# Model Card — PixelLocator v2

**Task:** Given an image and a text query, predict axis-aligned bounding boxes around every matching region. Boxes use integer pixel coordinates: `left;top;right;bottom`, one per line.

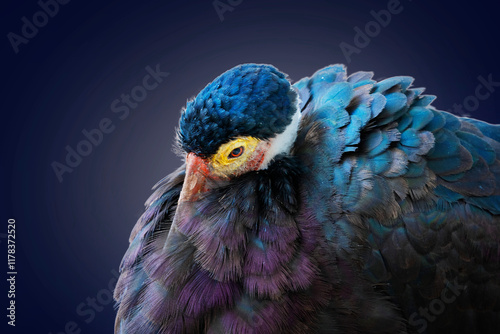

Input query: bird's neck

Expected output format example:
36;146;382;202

173;156;303;283
157;156;330;331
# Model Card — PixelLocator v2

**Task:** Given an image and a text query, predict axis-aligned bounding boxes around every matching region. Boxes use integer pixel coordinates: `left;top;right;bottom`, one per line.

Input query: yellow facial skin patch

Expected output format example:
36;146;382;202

210;136;261;178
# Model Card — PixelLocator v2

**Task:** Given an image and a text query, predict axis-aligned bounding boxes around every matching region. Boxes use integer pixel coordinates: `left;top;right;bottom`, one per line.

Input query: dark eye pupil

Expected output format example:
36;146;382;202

229;146;244;158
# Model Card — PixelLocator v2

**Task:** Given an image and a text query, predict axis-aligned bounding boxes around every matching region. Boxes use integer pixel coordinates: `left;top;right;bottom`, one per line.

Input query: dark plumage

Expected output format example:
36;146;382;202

114;64;500;333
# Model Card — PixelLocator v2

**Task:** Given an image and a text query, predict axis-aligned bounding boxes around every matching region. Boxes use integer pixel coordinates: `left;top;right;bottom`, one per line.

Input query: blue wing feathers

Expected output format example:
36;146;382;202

294;64;500;215
293;64;500;331
408;107;434;130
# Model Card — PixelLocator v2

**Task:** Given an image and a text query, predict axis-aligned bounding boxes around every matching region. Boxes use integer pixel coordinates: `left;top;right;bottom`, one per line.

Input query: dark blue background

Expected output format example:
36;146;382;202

1;0;499;333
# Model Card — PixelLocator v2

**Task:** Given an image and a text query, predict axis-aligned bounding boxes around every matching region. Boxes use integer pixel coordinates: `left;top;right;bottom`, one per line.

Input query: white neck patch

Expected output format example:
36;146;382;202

259;98;302;169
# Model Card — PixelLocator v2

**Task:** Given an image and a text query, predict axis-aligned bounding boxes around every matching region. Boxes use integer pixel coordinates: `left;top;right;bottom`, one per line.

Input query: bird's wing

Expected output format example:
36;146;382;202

293;65;500;330
113;165;185;333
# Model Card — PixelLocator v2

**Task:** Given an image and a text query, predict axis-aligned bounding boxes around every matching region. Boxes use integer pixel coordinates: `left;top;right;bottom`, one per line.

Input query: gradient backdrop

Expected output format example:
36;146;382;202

2;0;500;333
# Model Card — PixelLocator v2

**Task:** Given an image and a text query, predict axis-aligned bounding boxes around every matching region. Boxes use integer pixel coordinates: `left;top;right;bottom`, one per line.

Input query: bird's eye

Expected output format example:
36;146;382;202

228;146;244;159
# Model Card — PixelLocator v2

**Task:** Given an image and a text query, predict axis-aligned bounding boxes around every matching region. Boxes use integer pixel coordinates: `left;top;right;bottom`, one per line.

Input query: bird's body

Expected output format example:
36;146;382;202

114;64;500;333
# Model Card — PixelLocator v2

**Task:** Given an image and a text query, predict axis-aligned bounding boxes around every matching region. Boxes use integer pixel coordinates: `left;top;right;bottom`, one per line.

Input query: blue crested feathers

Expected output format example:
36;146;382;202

177;64;298;157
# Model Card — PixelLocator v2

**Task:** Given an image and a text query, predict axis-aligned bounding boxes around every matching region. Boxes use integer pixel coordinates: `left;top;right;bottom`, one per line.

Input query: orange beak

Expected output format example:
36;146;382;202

179;153;212;202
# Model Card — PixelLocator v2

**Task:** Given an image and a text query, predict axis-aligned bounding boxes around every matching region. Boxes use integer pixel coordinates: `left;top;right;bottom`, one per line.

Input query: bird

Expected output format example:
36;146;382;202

113;63;500;333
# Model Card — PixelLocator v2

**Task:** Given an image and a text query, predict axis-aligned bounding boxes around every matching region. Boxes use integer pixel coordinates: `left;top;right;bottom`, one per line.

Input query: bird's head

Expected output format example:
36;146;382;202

176;64;301;202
